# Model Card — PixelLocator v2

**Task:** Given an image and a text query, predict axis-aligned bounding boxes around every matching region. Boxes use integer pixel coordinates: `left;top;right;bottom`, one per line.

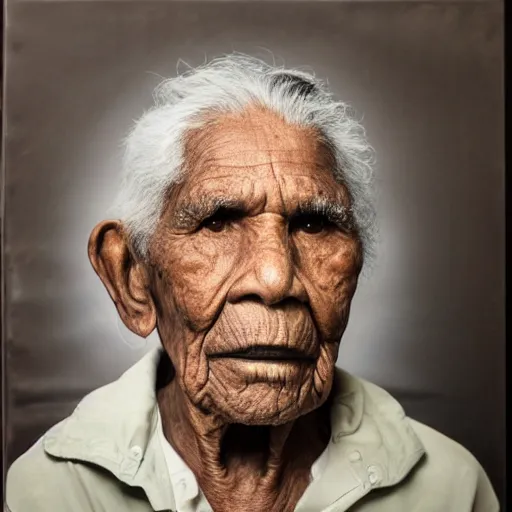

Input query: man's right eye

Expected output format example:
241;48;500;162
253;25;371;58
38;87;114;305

199;208;243;233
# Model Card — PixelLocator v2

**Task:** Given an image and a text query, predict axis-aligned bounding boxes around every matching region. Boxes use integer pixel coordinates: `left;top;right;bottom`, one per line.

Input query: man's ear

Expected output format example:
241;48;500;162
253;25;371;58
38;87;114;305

88;220;157;338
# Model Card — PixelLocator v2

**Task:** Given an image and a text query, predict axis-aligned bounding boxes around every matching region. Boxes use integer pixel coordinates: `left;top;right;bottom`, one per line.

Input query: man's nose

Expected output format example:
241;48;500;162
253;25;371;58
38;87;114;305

227;219;307;306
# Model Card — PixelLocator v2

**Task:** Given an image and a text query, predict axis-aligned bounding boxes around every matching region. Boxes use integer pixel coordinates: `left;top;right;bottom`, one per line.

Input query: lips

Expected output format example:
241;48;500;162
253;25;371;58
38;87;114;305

204;301;319;361
209;345;315;362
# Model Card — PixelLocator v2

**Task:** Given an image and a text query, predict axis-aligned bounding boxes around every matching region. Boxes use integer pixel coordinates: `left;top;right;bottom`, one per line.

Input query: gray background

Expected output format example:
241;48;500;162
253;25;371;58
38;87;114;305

2;0;505;507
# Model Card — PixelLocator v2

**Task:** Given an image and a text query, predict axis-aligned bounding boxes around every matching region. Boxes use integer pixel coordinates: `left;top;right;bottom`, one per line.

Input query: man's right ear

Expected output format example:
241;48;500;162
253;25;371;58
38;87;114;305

88;220;157;338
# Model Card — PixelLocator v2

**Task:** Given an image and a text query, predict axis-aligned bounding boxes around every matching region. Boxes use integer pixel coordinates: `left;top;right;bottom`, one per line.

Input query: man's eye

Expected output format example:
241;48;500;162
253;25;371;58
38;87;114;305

199;208;243;233
202;216;228;232
290;214;329;234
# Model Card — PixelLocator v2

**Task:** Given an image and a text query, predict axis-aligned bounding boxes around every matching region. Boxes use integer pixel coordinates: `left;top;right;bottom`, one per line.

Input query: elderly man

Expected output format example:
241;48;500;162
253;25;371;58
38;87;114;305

6;54;498;512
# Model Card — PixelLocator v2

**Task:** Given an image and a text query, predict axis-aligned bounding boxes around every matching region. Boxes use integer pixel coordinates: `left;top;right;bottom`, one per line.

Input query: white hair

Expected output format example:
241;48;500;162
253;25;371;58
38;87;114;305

111;53;376;266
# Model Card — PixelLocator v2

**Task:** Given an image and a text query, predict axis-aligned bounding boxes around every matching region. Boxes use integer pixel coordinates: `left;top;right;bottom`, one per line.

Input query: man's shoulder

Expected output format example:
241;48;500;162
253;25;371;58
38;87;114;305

6;427;88;510
334;372;499;512
5;351;165;511
361;377;483;471
342;371;479;463
397;420;499;510
356;374;487;469
6;423;153;512
408;418;478;469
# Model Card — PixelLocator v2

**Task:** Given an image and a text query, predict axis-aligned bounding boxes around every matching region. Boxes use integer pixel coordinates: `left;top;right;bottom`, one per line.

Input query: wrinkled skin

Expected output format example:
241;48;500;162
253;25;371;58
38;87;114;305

89;107;363;511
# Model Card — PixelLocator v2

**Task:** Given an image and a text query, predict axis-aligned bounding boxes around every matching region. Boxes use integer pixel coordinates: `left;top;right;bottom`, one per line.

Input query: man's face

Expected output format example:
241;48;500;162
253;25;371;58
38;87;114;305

148;107;362;425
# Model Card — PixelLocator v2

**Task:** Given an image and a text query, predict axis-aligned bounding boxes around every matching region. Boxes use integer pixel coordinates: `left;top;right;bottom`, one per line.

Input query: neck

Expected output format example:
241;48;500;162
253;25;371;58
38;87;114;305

157;373;332;512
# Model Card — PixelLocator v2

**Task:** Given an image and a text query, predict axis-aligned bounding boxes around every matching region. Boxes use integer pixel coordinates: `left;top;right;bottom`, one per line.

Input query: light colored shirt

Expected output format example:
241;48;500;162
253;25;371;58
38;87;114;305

6;348;500;512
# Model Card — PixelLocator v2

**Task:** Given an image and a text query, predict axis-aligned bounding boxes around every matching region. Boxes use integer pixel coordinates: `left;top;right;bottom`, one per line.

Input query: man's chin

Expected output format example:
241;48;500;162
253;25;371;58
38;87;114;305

202;359;326;425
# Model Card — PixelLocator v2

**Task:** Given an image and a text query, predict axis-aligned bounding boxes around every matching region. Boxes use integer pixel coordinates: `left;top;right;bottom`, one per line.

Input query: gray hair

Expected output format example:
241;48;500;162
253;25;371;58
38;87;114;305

111;53;376;266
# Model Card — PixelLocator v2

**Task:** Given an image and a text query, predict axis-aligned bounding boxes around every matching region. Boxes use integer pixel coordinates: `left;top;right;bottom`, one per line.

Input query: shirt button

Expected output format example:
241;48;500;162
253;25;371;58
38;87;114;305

367;465;382;486
369;473;379;484
130;445;142;459
348;450;362;462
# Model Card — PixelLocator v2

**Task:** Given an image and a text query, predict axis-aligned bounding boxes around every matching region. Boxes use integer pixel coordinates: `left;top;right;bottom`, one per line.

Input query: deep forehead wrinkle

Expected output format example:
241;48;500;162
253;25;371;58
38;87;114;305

268;156;287;214
195;159;332;173
197;161;329;170
194;147;329;171
201;148;326;160
179;168;339;189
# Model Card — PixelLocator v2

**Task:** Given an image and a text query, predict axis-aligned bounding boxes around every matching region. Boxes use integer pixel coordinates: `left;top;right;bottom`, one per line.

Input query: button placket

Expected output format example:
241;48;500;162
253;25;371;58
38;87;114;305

346;448;370;493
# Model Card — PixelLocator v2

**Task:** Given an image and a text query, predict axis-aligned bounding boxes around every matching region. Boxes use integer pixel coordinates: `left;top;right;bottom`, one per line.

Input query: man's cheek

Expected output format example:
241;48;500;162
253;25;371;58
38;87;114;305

308;277;357;340
169;263;237;331
167;238;219;278
182;332;211;399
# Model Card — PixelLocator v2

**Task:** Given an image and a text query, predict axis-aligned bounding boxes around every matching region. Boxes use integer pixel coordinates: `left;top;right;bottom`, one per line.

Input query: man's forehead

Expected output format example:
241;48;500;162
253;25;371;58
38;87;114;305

167;107;349;214
175;157;346;210
184;107;333;174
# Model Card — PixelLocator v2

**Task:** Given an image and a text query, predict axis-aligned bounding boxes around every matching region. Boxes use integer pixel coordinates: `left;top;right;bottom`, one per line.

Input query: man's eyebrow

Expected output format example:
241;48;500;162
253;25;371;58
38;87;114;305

293;197;355;229
170;195;354;230
172;196;246;229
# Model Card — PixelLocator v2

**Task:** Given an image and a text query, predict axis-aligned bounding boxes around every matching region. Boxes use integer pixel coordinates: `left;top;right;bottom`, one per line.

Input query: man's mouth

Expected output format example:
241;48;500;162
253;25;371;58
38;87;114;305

208;346;316;362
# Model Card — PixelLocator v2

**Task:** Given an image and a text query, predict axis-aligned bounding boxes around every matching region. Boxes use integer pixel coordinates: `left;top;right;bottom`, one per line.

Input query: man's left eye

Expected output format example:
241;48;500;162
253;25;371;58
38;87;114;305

202;216;228;232
290;214;329;234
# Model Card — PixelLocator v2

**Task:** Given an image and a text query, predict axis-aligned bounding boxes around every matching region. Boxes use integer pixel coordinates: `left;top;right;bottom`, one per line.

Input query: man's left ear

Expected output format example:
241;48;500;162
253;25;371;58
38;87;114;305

88;220;157;338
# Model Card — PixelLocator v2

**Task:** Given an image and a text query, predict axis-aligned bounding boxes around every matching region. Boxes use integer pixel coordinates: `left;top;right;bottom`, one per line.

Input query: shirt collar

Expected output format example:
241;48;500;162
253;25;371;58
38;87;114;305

43;348;425;511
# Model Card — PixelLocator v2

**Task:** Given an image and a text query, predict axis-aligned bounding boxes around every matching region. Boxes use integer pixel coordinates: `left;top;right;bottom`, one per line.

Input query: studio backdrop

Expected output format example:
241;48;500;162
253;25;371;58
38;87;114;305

1;0;505;507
